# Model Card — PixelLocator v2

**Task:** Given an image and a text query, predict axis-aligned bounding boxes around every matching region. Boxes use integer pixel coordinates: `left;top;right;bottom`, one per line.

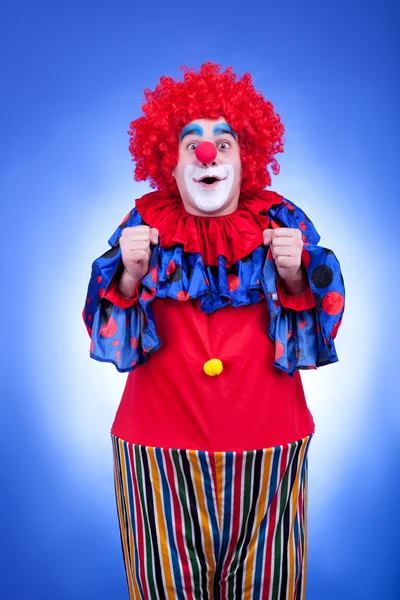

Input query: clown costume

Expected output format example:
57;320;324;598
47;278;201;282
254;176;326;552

83;63;345;599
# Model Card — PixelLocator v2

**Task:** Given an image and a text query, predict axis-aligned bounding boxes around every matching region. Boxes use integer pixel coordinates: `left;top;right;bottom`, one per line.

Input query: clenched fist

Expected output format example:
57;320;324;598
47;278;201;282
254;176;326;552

263;227;307;294
118;225;159;297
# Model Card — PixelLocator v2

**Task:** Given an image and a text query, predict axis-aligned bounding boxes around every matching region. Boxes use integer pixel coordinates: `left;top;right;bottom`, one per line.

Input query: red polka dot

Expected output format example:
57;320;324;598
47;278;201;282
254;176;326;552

130;337;139;348
298;320;308;328
322;292;344;316
87;314;92;322
284;201;295;210
97;275;102;283
142;288;156;301
86;296;90;304
204;277;210;286
287;330;293;341
90;340;94;353
228;274;240;291
301;248;310;270
99;288;105;297
275;341;285;360
302;235;307;243
112;340;119;346
167;260;176;275
150;266;158;283
331;317;342;339
300;222;306;231
100;317;117;338
116;350;120;362
177;290;190;301
131;360;137;367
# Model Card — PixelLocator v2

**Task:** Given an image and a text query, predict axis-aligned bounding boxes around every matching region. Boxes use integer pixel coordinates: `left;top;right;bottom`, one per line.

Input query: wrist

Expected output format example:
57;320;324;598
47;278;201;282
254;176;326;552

118;268;141;299
281;267;308;295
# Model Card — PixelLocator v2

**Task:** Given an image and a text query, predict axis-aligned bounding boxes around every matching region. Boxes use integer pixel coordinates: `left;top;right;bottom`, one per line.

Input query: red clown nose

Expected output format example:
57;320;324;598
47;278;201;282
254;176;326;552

195;141;217;164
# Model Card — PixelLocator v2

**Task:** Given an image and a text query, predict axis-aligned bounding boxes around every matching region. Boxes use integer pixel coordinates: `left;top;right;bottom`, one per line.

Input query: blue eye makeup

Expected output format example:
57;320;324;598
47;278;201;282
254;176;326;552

212;123;237;139
180;124;204;141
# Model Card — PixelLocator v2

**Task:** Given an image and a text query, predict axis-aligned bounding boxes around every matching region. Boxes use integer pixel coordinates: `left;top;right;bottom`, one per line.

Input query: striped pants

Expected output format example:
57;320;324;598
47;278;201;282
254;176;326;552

112;434;312;600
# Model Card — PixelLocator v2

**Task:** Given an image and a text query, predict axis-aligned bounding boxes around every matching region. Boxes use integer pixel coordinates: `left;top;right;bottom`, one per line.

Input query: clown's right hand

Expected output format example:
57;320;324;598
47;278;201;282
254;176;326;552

118;225;159;296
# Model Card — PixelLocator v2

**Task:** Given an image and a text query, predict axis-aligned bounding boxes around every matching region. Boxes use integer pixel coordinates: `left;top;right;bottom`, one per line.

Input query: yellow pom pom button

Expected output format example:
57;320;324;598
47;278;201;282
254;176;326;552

203;358;223;376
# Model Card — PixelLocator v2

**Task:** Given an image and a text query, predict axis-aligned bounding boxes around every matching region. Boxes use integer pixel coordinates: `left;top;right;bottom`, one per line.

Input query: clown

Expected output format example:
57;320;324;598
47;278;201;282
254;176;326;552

83;63;345;599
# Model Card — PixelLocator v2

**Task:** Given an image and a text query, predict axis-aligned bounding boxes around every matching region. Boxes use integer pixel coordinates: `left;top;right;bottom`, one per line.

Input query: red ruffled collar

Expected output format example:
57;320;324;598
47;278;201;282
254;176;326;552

135;190;284;267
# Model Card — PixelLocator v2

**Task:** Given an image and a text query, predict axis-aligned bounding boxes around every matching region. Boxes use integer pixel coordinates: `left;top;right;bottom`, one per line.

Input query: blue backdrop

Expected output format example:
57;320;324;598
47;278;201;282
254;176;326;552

1;1;399;598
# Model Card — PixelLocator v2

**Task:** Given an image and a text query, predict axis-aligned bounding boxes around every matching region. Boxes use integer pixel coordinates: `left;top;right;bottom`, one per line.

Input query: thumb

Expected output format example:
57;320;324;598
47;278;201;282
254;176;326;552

263;228;273;246
150;228;159;245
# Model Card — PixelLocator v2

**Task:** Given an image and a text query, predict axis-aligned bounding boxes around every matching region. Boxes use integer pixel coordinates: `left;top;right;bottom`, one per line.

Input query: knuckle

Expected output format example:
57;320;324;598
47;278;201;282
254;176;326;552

122;226;137;235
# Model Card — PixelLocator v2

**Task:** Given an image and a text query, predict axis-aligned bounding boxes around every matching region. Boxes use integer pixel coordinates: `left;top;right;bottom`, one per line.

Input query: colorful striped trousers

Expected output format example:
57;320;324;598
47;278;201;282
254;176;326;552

112;434;312;600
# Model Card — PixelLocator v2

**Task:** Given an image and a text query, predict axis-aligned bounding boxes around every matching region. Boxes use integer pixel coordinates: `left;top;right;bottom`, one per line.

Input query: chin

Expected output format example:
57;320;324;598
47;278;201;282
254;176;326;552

192;195;230;213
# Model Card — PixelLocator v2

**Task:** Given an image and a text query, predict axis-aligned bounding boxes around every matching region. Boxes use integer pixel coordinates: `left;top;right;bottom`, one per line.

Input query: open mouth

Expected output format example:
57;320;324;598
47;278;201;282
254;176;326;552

193;175;227;188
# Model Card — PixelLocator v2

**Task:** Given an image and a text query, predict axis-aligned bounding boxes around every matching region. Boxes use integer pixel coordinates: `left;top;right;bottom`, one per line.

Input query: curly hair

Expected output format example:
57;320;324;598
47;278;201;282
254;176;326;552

128;62;285;194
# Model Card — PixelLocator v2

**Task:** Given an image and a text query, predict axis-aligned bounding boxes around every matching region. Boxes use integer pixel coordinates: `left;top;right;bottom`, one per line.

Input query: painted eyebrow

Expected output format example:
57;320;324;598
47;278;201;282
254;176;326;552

213;123;237;139
180;124;204;141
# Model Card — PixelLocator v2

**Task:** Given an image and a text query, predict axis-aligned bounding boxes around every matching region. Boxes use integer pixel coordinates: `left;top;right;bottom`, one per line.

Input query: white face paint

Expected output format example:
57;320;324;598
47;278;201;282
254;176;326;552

184;164;234;212
173;117;242;216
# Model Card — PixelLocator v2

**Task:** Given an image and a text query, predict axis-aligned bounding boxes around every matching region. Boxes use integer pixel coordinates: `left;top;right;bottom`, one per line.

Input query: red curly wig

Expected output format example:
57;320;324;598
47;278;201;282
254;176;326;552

128;62;285;194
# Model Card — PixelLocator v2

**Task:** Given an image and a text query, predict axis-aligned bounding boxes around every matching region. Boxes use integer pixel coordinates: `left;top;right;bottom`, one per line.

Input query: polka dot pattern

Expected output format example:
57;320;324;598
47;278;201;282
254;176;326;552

169;264;182;282
311;265;334;288
275;341;285;360
166;260;176;275
177;290;190;301
322;292;345;316
150;266;158;283
331;317;342;339
84;195;344;375
100;317;117;338
228;274;240;291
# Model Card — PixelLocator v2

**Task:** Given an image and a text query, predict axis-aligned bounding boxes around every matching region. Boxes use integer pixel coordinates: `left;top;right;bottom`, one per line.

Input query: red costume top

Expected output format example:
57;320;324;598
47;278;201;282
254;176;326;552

104;193;317;451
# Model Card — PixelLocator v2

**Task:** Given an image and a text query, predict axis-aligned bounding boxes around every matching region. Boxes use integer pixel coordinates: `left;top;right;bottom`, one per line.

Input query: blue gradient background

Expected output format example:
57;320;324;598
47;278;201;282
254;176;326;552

1;1;399;598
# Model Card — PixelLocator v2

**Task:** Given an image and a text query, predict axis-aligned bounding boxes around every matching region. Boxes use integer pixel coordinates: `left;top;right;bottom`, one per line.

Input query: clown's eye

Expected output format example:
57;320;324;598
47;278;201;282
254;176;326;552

188;142;198;151
218;141;230;150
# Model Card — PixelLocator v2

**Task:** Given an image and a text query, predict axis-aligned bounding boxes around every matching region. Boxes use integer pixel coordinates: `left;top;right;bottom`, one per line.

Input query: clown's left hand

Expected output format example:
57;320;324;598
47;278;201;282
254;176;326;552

263;227;308;294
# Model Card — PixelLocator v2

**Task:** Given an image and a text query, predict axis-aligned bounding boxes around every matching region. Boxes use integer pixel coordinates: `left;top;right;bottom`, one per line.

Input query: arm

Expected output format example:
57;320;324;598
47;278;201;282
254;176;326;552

262;199;345;374
82;209;160;372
